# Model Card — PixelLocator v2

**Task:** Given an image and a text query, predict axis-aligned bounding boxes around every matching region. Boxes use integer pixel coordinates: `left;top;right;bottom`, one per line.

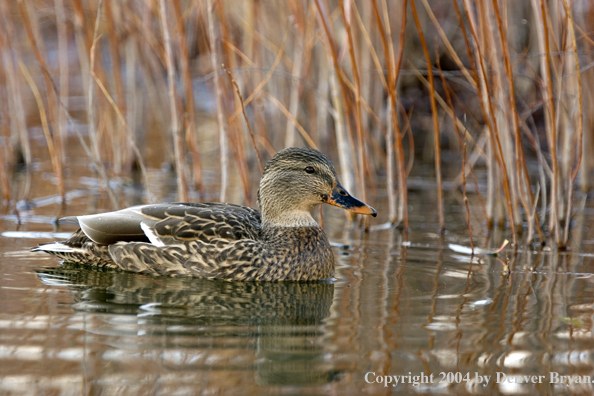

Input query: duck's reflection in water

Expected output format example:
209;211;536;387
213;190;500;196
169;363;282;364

36;263;341;388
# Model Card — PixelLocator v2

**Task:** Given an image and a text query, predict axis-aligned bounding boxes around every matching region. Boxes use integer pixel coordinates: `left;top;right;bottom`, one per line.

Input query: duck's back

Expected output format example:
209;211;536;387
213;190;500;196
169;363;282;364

71;203;261;246
141;202;262;244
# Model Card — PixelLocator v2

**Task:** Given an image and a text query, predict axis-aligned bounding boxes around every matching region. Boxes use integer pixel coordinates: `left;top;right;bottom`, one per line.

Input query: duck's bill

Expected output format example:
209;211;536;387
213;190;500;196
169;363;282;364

324;185;377;217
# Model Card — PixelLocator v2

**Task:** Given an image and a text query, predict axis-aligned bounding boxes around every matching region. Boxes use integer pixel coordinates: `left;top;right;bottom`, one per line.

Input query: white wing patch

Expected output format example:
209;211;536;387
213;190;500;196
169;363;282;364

141;222;165;247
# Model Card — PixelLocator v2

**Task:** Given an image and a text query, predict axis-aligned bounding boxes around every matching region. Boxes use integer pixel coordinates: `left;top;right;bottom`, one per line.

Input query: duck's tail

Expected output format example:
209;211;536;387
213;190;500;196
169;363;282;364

32;229;117;268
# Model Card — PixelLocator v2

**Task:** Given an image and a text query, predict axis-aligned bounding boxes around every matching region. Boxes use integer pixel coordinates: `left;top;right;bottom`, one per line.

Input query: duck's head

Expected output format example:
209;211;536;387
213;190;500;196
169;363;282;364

257;147;377;227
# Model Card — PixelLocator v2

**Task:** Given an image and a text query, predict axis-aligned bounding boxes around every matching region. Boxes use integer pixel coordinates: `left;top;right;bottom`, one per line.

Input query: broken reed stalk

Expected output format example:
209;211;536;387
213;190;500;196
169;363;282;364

172;0;204;195
410;0;444;232
223;67;263;173
19;0;65;203
160;0;188;202
206;0;229;202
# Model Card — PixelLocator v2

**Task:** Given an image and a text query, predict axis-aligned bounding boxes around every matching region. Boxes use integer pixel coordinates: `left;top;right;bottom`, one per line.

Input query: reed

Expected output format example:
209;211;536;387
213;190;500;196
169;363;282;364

0;0;591;248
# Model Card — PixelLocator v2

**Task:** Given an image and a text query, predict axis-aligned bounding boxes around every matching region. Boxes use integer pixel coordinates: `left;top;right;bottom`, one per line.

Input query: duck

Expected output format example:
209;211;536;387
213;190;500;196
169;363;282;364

33;147;377;281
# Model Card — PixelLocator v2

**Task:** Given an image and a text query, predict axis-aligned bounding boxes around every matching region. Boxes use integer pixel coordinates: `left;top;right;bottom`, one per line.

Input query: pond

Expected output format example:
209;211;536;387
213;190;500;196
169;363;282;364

2;167;594;395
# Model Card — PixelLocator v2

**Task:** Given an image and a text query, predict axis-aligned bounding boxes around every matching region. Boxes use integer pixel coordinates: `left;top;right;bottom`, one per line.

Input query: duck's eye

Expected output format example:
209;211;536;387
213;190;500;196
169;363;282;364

304;166;315;174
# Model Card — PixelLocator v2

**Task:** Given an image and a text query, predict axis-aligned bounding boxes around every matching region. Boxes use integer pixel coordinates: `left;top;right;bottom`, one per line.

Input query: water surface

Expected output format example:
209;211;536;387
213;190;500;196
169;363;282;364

2;185;594;395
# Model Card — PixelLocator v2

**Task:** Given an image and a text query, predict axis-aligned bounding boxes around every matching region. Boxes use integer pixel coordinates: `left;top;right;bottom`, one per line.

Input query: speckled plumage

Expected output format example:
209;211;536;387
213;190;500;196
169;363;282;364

33;147;376;281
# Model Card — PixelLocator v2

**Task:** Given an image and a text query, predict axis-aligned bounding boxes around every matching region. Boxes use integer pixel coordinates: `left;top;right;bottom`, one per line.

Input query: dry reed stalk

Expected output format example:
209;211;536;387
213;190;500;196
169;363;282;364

408;66;479;160
264;91;318;149
436;51;473;251
491;0;543;243
370;0;393;224
224;67;263;173
561;0;583;246
330;66;389;148
218;1;251;204
19;0;65;203
419;0;475;90
0;2;31;181
172;0;204;194
104;0;127;175
160;0;188;202
482;0;520;231
538;0;560;244
54;0;68;165
19;62;59;193
353;5;387;90
461;0;517;245
87;0;119;209
0;52;9;203
397;103;415;176
576;25;593;192
390;0;409;229
71;0;91;101
90;51;155;204
410;0;444;232
451;0;488;223
207;0;229;202
370;0;407;227
284;1;306;147
314;0;355;203
339;0;368;224
227;31;287;124
463;0;497;229
328;68;355;194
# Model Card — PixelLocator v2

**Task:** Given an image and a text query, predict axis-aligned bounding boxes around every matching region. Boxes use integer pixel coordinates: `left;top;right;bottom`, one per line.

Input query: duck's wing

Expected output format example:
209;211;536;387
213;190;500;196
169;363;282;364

75;203;261;246
143;203;261;245
107;227;334;281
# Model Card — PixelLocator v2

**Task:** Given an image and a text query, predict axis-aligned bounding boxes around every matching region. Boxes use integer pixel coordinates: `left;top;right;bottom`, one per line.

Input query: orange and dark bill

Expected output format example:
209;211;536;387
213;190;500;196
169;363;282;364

323;184;377;217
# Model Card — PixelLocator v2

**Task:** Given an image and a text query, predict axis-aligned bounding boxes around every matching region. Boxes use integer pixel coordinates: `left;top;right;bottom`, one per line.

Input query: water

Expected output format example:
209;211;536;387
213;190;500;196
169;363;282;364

2;145;594;395
3;186;594;396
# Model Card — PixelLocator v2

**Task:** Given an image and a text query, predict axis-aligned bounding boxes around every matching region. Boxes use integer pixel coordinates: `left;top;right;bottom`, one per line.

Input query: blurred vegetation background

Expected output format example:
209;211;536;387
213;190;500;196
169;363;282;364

0;0;592;248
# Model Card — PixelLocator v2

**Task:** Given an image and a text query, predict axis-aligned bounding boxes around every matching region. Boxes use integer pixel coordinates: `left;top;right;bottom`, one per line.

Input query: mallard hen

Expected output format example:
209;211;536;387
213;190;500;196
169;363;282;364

33;147;376;281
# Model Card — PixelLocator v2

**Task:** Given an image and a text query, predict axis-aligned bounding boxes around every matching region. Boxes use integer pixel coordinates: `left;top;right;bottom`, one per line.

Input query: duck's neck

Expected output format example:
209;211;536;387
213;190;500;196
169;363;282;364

261;208;320;228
